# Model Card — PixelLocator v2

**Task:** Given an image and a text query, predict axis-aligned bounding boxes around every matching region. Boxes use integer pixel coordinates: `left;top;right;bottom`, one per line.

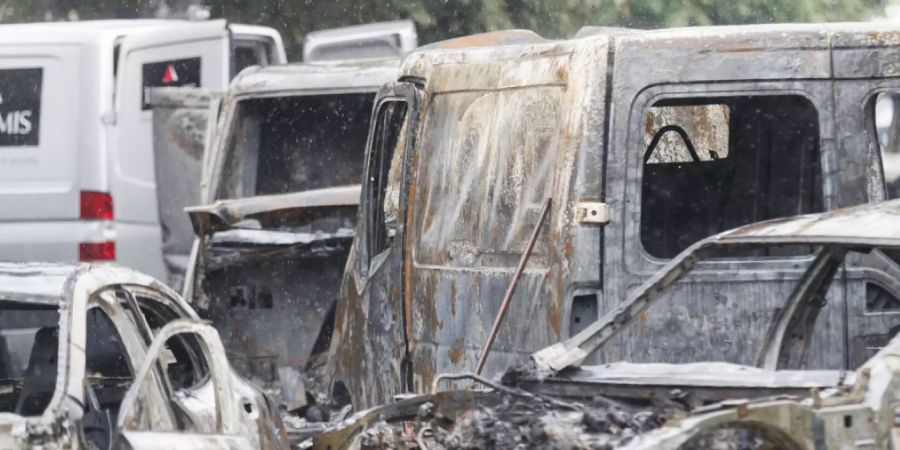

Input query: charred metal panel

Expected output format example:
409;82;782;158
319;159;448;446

149;87;220;290
202;238;350;408
328;23;900;410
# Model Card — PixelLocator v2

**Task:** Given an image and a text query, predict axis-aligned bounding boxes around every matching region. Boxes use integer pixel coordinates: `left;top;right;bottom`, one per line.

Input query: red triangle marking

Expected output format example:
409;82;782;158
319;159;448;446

162;64;179;84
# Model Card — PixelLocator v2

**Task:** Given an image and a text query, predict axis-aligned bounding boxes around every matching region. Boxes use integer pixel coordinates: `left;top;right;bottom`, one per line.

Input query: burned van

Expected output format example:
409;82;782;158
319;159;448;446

184;58;402;412
327;23;900;409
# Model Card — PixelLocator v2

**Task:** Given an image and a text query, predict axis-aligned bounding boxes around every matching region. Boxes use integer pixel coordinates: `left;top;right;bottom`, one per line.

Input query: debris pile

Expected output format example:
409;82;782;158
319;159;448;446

431;396;666;450
346;391;669;450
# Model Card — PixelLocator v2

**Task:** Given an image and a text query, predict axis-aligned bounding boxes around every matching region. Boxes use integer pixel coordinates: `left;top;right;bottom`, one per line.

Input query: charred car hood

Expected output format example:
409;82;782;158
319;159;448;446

187;185;361;236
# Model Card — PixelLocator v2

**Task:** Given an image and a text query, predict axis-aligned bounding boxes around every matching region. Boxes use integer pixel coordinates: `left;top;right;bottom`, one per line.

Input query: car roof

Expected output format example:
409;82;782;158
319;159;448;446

229;58;401;96
714;198;900;248
0;262;178;307
0;263;76;305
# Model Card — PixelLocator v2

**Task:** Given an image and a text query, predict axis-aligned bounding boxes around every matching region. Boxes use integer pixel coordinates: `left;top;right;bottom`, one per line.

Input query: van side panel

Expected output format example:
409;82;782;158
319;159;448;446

405;47;597;390
0;45;82;222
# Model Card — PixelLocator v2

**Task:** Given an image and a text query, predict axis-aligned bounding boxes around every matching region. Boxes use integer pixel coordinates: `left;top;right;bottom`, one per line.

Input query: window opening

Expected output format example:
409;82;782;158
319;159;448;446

219;93;375;199
875;92;900;199
640;95;823;258
367;101;408;259
0;303;59;415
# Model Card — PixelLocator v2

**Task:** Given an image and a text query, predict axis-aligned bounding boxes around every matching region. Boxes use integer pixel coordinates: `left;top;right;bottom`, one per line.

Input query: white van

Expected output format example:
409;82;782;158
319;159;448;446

0;19;285;280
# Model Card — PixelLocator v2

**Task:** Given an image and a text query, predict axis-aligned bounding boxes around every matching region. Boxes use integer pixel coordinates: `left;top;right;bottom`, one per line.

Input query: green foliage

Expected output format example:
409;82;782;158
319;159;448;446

0;0;886;59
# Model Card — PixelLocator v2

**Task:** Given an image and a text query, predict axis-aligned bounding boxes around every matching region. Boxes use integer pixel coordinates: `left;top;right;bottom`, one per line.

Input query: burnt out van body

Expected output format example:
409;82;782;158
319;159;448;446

327;23;900;409
184;58;403;411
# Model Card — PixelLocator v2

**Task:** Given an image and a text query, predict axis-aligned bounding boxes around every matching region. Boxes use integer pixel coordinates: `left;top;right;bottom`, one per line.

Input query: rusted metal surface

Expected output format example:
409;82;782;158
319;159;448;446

312;203;900;448
0;262;288;449
185;59;399;414
326;22;900;411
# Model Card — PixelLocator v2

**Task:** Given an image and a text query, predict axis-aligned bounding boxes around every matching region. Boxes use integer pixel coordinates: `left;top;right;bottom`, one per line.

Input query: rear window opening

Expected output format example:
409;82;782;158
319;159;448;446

231;38;274;78
875;91;900;199
0;302;59;415
219;93;375;199
640;95;823;258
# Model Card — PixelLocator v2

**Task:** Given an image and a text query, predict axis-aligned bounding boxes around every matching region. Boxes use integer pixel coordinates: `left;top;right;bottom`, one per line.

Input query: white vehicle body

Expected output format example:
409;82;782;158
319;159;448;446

0;20;285;280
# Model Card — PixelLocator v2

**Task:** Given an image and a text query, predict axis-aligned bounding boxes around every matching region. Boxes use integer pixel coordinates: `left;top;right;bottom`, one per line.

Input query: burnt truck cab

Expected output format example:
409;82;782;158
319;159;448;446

184;58;403;412
327;23;900;409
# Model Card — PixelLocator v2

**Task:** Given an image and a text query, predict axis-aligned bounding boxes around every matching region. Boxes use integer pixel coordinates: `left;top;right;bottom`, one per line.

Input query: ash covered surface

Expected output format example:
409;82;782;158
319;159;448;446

433;397;665;450
353;392;669;450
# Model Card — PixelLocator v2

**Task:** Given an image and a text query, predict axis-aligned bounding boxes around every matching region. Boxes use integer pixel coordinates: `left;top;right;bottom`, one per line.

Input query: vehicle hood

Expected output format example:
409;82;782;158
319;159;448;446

186;185;360;236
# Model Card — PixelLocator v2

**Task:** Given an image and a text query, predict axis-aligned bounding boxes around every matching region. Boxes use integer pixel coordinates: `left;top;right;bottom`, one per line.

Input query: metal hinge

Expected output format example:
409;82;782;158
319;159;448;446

575;202;609;224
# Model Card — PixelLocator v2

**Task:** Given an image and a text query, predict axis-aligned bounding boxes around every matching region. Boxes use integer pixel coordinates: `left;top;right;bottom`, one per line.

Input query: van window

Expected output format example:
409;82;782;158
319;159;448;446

218;93;374;199
640;95;823;258
875;92;900;199
231;38;272;78
414;87;562;268
366;101;407;259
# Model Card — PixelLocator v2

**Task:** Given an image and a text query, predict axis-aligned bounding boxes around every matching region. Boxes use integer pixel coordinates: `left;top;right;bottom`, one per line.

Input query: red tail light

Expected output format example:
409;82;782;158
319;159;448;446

80;191;113;220
79;242;116;262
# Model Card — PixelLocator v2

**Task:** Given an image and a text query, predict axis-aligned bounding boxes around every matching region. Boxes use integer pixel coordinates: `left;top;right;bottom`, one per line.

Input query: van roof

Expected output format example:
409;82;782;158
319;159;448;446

402;21;900;80
229;58;401;96
0;19;209;44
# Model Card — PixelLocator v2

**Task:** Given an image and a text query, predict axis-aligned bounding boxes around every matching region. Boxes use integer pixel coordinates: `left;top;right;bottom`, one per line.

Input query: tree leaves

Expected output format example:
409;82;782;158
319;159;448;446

0;0;885;60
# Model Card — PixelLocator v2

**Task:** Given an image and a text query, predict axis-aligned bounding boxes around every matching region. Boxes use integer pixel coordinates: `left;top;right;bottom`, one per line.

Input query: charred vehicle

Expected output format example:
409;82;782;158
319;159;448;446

0;263;288;449
315;200;900;449
183;55;405;412
327;23;900;409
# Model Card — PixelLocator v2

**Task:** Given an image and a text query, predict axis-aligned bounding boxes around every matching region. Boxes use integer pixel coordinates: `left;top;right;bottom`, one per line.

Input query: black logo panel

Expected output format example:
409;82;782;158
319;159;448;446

141;57;201;110
0;68;42;146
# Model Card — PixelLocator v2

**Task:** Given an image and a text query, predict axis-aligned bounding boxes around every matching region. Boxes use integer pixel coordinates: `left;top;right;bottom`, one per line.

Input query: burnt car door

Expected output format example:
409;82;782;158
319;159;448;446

602;35;850;369
830;29;900;367
335;82;421;407
114;320;255;449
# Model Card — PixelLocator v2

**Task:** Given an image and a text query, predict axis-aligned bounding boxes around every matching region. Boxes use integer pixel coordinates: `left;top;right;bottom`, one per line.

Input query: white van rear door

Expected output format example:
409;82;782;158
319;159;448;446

113;20;229;226
0;46;80;221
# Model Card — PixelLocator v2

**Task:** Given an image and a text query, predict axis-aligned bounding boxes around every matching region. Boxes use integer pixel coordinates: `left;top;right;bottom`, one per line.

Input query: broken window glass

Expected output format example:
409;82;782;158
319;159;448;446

0;302;59;414
875;92;900;199
640;95;823;258
218;93;374;199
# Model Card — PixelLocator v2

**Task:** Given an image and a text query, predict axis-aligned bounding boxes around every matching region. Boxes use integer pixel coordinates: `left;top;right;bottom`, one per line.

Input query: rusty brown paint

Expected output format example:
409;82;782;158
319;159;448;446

448;346;463;364
450;281;457;317
429;30;545;50
547;302;560;336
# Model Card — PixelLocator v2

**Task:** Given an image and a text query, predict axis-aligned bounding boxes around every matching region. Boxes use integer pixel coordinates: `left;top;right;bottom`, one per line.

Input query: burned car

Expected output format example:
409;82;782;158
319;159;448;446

184;55;405;413
0;263;288;449
314;199;900;449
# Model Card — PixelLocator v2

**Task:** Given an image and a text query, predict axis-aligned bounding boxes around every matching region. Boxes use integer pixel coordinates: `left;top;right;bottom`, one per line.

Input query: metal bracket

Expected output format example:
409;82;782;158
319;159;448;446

575;202;609;224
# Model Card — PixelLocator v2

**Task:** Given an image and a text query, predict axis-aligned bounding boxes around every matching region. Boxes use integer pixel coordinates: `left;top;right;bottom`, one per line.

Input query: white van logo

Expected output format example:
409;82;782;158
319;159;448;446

161;64;179;84
0;68;41;146
0;95;32;135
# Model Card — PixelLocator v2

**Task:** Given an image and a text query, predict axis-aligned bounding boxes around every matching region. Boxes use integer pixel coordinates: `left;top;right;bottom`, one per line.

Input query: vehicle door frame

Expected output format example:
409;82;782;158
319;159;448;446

832;79;900;366
113;320;252;449
350;80;423;392
602;78;846;368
